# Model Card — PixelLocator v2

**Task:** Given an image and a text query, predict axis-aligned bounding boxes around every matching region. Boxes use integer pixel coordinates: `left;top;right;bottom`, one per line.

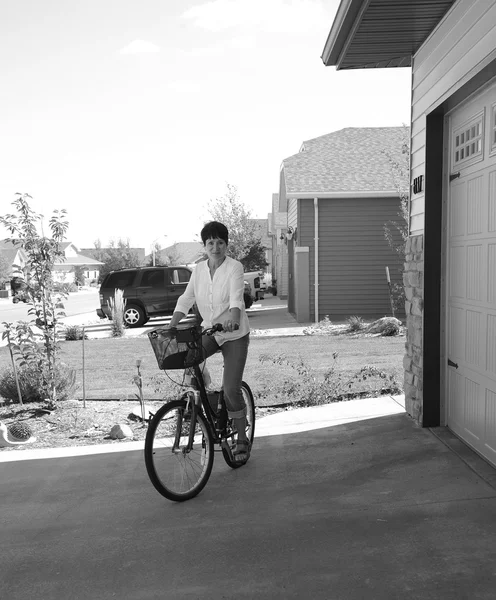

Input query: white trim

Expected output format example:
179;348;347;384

314;198;319;324
286;191;398;199
295;247;309;253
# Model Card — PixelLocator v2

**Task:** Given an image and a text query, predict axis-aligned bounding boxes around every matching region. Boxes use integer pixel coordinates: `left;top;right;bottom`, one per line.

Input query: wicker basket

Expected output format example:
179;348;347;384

148;324;203;370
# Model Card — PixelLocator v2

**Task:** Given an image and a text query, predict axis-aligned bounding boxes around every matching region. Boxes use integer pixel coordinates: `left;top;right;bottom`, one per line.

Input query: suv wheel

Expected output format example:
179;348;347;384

123;304;147;328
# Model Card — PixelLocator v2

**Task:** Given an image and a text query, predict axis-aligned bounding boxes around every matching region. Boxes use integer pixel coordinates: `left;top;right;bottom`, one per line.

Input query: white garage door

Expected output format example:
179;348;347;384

447;80;496;466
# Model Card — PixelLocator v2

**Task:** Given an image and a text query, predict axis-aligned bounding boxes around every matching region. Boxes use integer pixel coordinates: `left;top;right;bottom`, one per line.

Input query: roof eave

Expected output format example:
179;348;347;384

321;0;363;68
286;191;399;199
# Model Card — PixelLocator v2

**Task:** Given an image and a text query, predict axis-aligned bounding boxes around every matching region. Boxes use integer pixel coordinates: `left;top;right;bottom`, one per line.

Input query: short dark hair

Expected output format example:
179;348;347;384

201;221;229;245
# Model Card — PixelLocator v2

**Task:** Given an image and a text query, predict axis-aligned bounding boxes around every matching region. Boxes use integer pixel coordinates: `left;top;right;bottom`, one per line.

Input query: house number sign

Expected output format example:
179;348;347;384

413;175;423;195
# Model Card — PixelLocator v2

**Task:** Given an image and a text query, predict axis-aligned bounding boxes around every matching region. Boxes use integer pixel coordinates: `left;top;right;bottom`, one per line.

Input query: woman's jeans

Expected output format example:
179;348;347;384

200;333;250;419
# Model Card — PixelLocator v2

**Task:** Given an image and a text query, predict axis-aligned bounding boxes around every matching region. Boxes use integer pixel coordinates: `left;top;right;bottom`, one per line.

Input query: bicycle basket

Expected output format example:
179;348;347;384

148;324;203;370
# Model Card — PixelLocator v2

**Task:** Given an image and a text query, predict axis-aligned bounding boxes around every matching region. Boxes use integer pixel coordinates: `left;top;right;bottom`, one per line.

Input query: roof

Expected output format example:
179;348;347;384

54;254;104;267
281;127;407;197
154;242;205;265
322;0;457;69
0;248;23;266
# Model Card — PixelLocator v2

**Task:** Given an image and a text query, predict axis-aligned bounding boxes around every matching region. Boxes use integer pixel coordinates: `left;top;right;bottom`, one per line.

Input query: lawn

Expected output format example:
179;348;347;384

0;331;405;451
0;332;405;405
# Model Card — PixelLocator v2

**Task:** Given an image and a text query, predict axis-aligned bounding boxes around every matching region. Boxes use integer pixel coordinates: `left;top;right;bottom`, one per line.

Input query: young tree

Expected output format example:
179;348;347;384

206;184;264;265
383;126;410;312
240;239;268;272
93;238;143;282
0;193;71;406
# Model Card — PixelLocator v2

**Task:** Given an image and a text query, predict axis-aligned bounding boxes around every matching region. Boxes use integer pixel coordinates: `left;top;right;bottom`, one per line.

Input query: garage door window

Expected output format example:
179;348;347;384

453;111;484;166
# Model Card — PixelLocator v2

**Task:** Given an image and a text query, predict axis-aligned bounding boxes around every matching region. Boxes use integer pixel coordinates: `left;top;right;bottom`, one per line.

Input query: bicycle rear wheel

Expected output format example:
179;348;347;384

144;399;214;502
222;381;256;469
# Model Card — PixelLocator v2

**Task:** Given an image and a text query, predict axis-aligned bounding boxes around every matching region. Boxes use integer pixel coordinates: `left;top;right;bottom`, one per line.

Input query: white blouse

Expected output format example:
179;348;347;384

175;256;250;345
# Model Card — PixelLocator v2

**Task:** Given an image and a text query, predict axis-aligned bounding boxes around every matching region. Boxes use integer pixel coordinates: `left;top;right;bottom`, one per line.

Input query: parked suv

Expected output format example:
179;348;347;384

97;266;192;328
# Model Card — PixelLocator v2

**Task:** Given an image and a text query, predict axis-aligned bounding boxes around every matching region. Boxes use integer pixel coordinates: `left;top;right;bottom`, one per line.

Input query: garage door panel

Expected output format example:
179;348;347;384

450;181;466;237
485;387;496;457
489;244;496;302
464;378;482;443
487;313;496;375
448;370;464;427
465;310;483;368
489;170;496;231
449;306;465;361
467;244;484;300
467;175;484;235
449;245;466;297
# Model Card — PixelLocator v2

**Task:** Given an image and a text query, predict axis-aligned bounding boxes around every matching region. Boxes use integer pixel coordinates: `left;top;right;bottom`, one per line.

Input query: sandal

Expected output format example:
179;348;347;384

233;439;251;463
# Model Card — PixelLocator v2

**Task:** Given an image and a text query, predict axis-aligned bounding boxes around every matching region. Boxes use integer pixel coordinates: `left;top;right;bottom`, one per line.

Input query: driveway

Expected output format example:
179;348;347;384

2;398;496;599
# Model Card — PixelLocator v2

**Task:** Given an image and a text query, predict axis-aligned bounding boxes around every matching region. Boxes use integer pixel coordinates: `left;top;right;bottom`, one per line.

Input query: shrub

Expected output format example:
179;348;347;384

303;315;334;336
63;325;88;341
0;363;76;404
108;289;126;337
347;315;365;332
381;321;400;336
258;353;402;407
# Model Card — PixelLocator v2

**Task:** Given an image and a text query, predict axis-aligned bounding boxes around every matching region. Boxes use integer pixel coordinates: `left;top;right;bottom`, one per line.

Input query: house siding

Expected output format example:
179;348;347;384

410;0;496;234
298;197;404;321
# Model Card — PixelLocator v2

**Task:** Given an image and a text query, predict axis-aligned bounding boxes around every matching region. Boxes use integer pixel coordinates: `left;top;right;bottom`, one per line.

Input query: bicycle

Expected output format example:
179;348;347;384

144;321;255;502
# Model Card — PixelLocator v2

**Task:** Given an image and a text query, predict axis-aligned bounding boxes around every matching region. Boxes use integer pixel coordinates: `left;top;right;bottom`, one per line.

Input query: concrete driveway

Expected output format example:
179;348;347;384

2;398;496;600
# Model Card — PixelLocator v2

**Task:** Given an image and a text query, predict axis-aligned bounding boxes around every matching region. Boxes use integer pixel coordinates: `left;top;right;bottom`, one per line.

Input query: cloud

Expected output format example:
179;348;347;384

119;39;160;55
182;0;330;33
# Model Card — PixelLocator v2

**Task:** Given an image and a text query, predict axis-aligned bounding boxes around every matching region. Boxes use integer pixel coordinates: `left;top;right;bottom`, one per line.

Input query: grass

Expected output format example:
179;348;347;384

0;332;405;451
0;333;404;404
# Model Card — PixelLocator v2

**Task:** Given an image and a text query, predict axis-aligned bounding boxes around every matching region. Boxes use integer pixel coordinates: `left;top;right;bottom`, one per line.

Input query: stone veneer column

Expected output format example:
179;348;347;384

403;234;424;424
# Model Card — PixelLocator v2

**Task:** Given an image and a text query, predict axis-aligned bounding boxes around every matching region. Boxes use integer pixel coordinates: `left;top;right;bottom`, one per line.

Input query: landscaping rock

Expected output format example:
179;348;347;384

109;424;134;440
365;317;402;334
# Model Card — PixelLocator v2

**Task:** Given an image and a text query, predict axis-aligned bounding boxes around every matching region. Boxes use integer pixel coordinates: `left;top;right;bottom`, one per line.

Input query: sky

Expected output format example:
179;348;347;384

0;0;412;253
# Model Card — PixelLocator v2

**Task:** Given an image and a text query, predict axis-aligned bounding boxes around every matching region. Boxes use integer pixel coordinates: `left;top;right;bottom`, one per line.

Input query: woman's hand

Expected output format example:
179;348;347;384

222;319;240;333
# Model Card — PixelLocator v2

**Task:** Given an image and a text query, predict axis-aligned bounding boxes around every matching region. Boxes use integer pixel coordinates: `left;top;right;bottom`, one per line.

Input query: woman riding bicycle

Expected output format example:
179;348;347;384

168;221;251;463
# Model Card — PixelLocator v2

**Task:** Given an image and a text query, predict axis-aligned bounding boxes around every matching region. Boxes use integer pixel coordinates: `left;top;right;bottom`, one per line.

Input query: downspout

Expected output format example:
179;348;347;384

314;197;319;323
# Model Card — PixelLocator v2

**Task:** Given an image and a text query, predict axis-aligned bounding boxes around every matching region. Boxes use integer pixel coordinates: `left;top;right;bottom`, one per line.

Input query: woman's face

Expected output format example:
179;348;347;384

204;237;227;262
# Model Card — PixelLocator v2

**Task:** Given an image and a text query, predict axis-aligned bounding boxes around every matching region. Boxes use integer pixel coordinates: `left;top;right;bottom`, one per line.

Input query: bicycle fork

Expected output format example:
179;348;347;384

172;390;200;454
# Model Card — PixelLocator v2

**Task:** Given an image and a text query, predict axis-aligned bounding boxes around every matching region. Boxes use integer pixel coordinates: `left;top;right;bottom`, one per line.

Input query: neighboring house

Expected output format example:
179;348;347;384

53;243;104;284
147;242;205;267
0;240;103;286
0;240;29;284
323;0;496;468
268;193;289;298
280;127;406;323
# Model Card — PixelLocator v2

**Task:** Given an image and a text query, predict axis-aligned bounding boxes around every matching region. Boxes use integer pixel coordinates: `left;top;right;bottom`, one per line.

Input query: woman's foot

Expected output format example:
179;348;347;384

233;438;251;463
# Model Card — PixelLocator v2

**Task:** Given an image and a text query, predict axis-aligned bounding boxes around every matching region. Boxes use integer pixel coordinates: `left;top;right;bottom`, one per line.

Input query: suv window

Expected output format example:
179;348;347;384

105;271;136;289
140;269;165;287
172;268;192;284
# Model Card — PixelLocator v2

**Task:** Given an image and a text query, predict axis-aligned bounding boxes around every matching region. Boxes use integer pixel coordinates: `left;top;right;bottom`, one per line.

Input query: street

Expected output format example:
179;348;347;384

0;289;100;326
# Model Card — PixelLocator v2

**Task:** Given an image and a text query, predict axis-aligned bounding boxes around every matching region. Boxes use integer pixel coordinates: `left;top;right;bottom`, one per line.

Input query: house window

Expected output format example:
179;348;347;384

453;111;484;167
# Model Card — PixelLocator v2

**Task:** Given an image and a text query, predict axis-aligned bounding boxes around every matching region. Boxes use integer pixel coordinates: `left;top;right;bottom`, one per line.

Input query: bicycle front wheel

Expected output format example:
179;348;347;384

144;399;214;502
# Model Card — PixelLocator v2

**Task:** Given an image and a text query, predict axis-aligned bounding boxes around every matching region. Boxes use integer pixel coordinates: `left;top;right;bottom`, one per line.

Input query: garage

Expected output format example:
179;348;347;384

446;81;496;466
322;0;496;466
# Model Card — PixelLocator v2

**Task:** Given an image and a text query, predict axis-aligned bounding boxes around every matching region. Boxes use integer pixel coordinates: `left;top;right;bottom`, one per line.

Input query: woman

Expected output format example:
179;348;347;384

168;221;251;463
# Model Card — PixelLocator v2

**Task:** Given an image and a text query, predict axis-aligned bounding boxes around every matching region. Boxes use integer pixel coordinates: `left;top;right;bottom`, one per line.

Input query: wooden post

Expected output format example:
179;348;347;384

6;330;23;405
82;326;86;409
385;266;395;318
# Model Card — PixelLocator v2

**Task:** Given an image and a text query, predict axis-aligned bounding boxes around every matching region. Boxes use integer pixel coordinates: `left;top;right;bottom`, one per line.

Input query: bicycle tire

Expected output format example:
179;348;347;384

144;399;214;502
222;381;256;469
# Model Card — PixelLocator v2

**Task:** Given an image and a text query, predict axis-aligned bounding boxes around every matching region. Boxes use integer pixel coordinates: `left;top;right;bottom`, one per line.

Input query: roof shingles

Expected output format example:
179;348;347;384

282;127;407;195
